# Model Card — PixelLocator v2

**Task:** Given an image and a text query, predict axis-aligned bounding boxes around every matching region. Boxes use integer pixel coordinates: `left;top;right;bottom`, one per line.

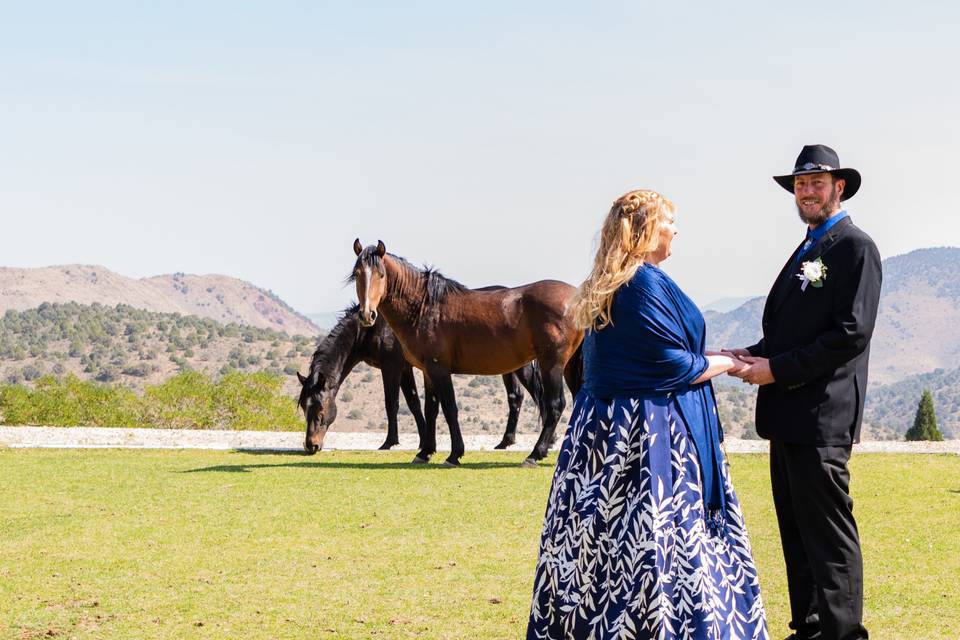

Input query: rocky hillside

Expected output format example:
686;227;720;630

0;302;562;436
704;247;960;440
862;367;959;439
0;303;317;396
0;265;319;336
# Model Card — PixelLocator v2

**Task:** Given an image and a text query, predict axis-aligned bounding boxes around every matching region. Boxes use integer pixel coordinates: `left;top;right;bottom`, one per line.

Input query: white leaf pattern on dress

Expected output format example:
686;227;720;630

527;394;768;640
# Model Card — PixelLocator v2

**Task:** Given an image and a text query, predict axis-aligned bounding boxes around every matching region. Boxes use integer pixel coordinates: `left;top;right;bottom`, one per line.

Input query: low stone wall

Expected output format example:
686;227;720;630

1;426;958;454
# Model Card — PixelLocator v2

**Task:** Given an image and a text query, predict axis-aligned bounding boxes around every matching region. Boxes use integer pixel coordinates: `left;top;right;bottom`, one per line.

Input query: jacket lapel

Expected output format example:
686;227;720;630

765;216;852;319
764;241;806;320
803;215;851;264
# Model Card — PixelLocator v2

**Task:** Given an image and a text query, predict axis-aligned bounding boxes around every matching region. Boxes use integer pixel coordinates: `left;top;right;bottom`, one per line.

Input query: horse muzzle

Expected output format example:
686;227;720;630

358;309;378;327
304;426;327;455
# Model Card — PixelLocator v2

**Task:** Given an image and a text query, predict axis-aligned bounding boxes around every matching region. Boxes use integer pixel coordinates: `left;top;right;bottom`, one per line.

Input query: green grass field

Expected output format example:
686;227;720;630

1;449;958;639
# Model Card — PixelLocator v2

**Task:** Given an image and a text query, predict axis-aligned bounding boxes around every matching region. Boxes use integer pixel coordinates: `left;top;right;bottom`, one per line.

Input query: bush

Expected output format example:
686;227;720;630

123;363;157;378
21;364;43;381
0;371;302;431
0;375;140;427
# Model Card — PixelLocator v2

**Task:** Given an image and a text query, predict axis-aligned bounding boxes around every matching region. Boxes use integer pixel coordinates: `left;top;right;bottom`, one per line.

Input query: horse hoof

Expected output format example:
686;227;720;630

442;459;461;468
520;458;539;469
412;456;430;464
378;442;397;451
493;439;514;450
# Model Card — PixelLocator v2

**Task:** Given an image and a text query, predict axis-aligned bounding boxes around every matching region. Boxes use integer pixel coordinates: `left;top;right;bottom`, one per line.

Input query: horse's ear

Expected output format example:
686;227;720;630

353;238;363;256
296;372;307;386
376;240;386;257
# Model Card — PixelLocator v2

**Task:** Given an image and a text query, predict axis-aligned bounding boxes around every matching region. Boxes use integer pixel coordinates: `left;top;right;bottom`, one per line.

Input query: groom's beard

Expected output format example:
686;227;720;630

796;191;841;226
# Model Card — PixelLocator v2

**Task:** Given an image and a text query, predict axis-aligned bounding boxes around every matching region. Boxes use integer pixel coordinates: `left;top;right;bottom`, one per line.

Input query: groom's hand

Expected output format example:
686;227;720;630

731;356;775;385
721;348;751;359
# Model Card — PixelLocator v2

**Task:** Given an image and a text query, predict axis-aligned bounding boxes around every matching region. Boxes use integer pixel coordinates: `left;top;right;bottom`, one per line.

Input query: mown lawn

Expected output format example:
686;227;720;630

1;449;958;639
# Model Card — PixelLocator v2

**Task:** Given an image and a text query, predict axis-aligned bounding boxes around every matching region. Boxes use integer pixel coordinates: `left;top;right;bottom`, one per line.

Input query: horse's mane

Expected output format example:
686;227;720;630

300;304;362;402
349;248;467;307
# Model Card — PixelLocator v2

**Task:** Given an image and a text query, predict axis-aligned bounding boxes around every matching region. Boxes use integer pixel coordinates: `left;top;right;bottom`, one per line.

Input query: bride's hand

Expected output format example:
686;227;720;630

726;356;748;375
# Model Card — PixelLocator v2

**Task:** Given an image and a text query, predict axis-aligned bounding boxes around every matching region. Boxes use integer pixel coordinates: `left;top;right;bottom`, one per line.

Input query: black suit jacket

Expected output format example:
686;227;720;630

747;216;882;445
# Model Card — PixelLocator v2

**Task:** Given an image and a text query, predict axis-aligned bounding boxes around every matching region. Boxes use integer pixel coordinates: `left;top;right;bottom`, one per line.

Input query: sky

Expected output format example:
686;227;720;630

2;1;958;315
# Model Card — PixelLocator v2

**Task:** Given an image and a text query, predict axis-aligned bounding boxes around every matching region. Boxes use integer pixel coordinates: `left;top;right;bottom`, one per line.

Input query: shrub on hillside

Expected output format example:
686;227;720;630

0;371;301;431
141;371;216;429
0;375;140;427
212;371;300;430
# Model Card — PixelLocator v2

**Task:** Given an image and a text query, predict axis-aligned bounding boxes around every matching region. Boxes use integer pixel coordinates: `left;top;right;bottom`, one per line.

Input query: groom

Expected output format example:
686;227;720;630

726;144;881;640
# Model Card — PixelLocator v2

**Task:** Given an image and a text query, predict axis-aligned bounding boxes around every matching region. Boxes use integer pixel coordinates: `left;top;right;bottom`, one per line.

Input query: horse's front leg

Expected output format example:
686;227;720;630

524;363;566;467
379;368;401;450
428;371;464;467
399;365;426;451
412;375;439;464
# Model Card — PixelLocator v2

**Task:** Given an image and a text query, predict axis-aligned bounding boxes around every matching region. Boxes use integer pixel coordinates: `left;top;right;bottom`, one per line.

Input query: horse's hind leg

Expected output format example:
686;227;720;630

494;373;523;449
413;376;439;464
524;363;566;467
379;368;401;450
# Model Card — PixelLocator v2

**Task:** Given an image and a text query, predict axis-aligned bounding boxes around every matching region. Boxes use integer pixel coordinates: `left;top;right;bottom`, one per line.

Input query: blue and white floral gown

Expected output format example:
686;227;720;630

526;265;767;640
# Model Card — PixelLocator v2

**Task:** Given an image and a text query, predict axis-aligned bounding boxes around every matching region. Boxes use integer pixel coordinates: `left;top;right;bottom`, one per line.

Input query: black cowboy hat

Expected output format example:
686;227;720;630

773;144;861;201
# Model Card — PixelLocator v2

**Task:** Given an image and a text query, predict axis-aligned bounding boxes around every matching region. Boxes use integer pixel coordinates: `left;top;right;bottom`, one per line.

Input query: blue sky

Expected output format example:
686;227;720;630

2;2;958;314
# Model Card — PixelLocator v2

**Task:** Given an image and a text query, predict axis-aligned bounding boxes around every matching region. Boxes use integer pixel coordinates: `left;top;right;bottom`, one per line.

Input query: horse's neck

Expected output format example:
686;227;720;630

382;255;428;323
313;315;366;388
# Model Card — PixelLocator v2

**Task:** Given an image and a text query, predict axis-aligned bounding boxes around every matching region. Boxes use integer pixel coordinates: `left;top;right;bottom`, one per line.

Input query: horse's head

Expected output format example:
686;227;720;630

352;238;387;328
297;370;337;454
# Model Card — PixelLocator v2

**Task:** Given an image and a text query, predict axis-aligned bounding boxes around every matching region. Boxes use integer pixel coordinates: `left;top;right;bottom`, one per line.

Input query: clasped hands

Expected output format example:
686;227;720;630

706;348;776;386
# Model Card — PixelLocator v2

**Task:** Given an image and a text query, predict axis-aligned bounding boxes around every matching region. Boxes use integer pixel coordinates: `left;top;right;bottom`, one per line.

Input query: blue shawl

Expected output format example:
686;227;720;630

583;264;726;514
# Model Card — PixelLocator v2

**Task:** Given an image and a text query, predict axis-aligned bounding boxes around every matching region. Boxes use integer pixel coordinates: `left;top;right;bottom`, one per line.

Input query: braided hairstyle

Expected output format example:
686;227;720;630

569;189;675;331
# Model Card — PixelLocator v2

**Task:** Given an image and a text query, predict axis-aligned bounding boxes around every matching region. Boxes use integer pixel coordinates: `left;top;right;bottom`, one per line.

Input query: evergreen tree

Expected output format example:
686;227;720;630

905;389;943;441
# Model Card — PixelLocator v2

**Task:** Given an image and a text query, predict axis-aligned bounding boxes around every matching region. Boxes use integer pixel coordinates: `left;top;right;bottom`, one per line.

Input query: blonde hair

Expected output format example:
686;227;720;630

569;189;675;330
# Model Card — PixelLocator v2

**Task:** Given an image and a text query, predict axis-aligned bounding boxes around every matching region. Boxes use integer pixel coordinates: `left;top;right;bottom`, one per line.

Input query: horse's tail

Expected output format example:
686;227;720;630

563;342;584;396
521;360;545;416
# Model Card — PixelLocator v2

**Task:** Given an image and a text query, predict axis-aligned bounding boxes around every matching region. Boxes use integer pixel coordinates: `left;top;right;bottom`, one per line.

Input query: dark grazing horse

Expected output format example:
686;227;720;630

297;304;543;454
350;239;583;466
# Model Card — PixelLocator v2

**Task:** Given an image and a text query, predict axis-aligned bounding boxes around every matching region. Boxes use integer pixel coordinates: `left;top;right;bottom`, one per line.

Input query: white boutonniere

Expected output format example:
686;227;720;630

796;257;827;292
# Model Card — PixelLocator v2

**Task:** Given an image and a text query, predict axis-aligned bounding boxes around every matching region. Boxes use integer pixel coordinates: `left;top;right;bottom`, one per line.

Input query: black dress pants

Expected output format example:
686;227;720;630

769;441;868;640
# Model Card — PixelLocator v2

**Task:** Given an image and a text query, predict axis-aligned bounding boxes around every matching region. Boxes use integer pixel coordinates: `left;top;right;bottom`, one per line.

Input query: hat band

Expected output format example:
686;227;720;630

795;162;836;172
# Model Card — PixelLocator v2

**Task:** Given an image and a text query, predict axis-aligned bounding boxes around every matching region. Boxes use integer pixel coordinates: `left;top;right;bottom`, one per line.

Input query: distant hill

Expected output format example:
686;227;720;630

703;297;766;353
704;247;960;386
704;247;960;440
0;265;320;336
862;367;959;439
702;296;757;313
0;302;319;395
0;302;560;435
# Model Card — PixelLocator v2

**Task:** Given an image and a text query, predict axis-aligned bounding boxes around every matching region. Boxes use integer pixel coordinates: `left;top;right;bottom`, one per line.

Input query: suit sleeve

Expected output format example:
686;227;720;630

746;339;765;357
768;240;881;389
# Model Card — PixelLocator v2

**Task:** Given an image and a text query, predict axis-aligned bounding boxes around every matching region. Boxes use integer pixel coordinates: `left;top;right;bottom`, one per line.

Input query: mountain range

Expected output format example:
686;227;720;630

0;265;320;336
1;248;958;438
705;247;960;438
704;247;960;386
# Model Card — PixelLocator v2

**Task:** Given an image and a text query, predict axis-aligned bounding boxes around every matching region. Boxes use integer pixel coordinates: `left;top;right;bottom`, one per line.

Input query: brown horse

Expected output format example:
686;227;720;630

351;239;583;466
